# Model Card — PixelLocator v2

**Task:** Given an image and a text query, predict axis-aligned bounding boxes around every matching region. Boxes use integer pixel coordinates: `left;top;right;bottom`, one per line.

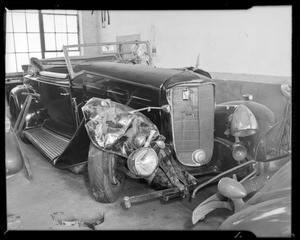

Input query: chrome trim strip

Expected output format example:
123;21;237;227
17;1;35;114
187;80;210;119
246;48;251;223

40;71;68;79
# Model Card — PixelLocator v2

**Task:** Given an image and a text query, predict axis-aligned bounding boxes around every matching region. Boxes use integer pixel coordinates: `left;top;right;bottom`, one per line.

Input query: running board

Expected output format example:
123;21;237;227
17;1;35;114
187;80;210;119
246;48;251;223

23;127;70;164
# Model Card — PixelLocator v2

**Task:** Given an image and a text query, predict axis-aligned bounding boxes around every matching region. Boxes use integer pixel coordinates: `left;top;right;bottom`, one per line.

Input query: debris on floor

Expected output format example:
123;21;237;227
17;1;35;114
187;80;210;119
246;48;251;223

7;214;22;230
51;212;105;230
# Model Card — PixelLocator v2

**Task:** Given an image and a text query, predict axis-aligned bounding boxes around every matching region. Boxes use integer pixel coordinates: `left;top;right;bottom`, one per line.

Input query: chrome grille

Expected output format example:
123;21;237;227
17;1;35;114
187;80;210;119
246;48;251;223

171;84;214;166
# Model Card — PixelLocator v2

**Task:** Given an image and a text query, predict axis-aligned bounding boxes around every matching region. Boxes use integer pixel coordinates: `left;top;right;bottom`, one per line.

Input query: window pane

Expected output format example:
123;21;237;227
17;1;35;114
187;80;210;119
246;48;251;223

28;33;41;52
14;33;28;52
26;13;39;32
68;33;78;45
43;14;55;32
12;12;27;32
68;51;80;56
66;10;78;15
55;15;67;32
56;33;68;50
16;53;30;71
42;10;54;14
45;52;58;58
56;51;64;57
29;52;42;59
45;33;56;50
5;53;17;73
66;15;77;32
6;12;13;32
12;10;27;13
54;10;66;14
25;10;38;13
6;33;15;53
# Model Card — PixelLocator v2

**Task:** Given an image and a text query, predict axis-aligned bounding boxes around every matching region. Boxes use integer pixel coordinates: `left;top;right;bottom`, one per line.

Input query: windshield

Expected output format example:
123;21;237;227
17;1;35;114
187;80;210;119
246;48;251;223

62;41;153;79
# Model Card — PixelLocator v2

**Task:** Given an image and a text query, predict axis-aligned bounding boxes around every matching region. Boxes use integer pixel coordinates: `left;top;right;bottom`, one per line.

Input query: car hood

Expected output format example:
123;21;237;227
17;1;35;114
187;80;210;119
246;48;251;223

73;62;213;90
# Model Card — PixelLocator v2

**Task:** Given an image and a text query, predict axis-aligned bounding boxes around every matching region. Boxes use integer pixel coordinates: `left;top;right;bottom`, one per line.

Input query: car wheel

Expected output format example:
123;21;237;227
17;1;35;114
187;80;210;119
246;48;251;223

9;96;30;144
88;143;125;203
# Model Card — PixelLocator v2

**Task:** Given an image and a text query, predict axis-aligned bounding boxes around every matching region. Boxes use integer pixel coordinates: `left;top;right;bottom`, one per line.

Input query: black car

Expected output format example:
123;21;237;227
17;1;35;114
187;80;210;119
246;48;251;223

9;41;277;205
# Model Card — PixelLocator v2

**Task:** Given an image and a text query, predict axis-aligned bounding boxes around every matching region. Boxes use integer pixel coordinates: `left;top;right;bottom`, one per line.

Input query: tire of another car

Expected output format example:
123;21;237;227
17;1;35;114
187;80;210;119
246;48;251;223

9;96;30;144
88;143;125;203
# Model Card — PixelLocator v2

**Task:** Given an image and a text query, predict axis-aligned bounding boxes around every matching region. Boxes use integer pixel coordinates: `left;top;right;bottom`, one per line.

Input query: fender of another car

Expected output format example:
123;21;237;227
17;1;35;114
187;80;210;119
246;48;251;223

214;99;277;162
219;160;291;237
219;195;291;237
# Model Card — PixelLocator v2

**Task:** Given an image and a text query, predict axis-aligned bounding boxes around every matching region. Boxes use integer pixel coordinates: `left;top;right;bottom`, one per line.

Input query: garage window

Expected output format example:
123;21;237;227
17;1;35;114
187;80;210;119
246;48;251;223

5;9;80;73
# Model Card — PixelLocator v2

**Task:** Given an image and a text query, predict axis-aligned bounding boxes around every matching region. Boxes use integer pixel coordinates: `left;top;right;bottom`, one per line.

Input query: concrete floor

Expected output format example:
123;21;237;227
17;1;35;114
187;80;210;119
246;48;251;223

6;141;230;231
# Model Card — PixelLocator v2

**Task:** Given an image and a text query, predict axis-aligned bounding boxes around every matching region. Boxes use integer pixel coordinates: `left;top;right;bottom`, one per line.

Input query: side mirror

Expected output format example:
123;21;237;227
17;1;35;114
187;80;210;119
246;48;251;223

218;177;248;212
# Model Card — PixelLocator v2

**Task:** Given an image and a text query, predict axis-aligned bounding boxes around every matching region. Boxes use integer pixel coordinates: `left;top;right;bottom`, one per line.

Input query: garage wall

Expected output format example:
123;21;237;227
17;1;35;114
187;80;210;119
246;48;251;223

81;6;291;77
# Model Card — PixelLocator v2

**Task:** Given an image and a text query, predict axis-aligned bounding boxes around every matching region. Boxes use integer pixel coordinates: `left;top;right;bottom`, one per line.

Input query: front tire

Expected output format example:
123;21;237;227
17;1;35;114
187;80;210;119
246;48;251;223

88;143;125;203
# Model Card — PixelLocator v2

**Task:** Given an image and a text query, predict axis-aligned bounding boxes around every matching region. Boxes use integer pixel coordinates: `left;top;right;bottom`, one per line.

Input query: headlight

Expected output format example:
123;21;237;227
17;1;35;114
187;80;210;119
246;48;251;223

133;133;147;149
230;105;258;137
127;148;158;177
232;142;247;162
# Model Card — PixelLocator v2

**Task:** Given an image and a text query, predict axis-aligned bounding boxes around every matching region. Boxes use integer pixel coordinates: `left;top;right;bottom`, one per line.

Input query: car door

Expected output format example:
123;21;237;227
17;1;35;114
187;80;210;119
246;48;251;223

38;75;77;137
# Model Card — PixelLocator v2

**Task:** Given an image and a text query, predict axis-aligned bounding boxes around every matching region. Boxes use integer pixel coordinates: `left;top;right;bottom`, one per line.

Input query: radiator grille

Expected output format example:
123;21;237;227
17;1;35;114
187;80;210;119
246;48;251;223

23;127;70;164
171;84;214;166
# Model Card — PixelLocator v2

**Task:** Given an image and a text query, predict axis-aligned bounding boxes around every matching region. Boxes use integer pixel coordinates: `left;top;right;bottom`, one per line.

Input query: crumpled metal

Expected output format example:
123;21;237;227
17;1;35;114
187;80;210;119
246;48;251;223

82;97;159;158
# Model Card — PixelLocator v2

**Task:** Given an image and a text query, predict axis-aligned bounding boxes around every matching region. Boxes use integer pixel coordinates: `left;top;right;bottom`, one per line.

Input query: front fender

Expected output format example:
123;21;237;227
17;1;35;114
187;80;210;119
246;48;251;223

214;100;276;161
9;85;45;129
81;97;159;158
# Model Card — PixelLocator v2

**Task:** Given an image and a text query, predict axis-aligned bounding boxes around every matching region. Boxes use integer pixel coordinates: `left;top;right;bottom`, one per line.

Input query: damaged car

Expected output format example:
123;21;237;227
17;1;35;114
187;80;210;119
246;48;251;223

8;41;278;205
192;155;291;237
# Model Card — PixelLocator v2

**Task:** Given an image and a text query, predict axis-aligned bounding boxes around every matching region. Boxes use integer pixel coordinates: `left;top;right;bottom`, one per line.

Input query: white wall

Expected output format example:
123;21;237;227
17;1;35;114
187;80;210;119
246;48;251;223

81;6;291;77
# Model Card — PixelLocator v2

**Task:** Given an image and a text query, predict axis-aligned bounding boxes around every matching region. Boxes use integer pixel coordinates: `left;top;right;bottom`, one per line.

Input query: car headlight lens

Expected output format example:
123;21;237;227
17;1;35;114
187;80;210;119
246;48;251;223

127;148;158;177
232;142;247;162
133;133;147;149
230;105;258;137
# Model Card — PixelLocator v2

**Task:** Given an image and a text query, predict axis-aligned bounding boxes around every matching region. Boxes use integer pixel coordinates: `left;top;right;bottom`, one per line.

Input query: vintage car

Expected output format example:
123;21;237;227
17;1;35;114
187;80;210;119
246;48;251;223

8;41;278;205
192;155;291;237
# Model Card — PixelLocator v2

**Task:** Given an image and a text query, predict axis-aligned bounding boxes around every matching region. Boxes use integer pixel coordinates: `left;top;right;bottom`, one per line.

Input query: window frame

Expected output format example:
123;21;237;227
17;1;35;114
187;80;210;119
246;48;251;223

6;9;80;73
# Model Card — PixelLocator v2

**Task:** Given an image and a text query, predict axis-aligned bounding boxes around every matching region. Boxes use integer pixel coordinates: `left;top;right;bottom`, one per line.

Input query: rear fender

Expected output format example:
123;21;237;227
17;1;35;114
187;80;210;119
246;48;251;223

9;85;46;129
214;100;276;161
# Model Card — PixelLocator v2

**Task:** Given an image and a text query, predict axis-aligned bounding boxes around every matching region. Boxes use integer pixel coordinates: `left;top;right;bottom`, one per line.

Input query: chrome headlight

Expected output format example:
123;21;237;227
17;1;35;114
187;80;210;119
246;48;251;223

132;133;147;149
230;105;258;137
127;148;158;177
232;142;247;162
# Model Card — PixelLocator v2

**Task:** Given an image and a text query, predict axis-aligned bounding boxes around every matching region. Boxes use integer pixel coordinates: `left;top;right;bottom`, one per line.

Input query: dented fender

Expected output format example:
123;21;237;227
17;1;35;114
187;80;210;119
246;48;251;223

81;97;159;158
